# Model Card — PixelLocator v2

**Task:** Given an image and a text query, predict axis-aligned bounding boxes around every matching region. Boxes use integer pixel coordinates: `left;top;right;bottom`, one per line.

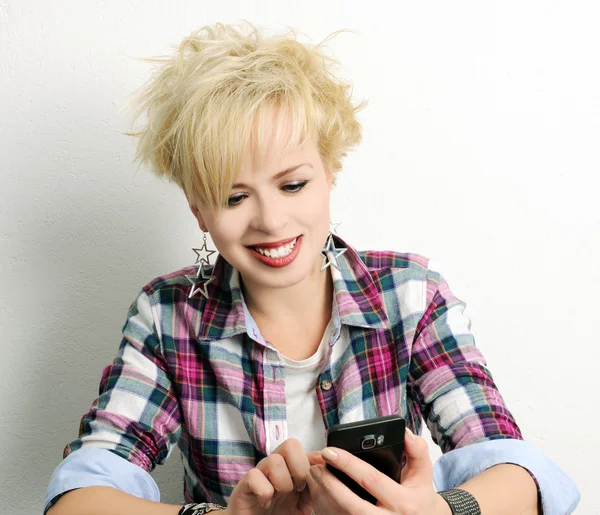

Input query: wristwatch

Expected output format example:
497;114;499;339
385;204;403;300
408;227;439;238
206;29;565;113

178;502;226;515
438;489;481;515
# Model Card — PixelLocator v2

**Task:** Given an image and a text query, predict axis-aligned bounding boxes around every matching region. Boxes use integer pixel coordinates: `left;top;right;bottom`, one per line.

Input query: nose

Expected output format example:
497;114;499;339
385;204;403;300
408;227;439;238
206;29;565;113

250;194;289;235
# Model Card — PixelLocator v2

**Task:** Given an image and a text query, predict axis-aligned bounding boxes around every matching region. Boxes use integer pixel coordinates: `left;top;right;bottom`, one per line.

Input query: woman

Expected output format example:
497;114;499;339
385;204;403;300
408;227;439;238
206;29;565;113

45;23;579;515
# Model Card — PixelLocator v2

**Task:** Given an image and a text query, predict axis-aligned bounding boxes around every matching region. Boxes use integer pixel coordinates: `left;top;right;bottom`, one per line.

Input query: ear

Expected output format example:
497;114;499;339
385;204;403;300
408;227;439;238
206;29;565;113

189;202;207;232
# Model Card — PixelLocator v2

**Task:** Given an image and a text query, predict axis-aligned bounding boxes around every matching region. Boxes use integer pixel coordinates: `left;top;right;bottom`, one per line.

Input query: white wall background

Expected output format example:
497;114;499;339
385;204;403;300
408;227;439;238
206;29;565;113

1;1;598;513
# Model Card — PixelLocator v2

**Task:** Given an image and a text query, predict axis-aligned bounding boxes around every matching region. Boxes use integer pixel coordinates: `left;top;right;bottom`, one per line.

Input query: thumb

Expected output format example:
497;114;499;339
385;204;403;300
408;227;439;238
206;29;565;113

401;428;433;486
229;468;273;510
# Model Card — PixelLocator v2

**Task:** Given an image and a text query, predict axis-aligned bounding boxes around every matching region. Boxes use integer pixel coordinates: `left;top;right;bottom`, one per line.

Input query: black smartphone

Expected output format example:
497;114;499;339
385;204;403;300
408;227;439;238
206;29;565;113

325;415;405;504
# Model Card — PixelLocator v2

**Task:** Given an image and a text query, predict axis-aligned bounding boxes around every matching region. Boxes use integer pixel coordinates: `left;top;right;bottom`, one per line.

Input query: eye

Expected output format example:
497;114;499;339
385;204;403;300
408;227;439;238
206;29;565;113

227;193;247;207
282;180;309;193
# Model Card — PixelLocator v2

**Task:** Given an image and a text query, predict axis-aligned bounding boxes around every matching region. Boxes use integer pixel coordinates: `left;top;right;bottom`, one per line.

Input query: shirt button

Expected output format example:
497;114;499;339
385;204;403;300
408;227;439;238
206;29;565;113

321;380;333;391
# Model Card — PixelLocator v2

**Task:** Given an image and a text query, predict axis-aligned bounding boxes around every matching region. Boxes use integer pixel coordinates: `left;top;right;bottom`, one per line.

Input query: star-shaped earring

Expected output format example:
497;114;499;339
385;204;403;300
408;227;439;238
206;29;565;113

330;221;342;234
320;233;347;271
186;264;214;299
192;233;217;267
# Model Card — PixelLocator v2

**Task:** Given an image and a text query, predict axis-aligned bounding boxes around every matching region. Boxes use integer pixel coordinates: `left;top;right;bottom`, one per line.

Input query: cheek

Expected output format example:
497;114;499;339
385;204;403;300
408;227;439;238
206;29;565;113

208;217;242;250
312;185;331;220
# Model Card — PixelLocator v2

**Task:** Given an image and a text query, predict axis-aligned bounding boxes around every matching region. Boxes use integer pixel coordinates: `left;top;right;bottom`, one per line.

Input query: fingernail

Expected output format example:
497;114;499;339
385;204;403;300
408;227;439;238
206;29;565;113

264;499;272;510
406;427;416;440
321;447;338;461
310;465;322;479
296;481;306;492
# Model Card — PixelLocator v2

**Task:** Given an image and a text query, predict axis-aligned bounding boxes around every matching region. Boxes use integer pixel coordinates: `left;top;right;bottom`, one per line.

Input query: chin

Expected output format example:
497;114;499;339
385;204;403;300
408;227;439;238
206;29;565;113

267;271;310;289
236;251;317;290
250;264;311;290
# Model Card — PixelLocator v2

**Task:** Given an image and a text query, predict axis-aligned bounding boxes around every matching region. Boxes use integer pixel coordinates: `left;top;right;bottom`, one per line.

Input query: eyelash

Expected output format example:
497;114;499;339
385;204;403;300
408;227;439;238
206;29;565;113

227;180;309;207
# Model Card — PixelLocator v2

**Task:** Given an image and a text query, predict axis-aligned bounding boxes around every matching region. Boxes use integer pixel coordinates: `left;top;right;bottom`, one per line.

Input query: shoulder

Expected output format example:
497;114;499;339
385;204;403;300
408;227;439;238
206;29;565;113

357;248;435;276
128;265;202;314
355;248;447;301
137;265;198;298
128;261;241;343
123;266;211;347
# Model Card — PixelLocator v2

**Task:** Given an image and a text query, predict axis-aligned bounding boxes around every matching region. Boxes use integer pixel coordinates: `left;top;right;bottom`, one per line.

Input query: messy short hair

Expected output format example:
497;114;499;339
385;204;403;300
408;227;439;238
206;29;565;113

127;22;365;211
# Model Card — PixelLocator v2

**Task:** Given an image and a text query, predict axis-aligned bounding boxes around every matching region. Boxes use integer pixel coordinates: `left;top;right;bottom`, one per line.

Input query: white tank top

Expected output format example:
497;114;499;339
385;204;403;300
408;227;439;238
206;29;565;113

277;319;333;452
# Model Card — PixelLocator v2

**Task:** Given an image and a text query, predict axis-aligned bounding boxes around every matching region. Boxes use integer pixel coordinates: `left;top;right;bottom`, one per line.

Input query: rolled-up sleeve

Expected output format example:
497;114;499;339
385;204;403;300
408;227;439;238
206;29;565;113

45;289;183;511
43;448;159;514
433;439;580;515
407;259;579;513
408;259;522;450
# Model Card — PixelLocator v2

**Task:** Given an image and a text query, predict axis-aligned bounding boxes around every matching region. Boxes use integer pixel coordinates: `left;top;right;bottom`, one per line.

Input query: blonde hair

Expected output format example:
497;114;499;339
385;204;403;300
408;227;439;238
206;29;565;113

127;22;365;211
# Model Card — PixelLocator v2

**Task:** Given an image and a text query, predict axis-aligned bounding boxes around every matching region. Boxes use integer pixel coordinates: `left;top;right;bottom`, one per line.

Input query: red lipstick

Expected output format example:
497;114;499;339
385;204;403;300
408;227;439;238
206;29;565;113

248;235;303;268
249;236;298;249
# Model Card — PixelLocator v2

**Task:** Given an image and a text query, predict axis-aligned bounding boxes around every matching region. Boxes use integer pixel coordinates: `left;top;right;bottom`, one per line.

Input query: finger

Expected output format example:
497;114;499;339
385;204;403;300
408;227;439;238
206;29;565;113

305;464;320;494
305;464;334;514
241;468;275;509
400;428;433;485
307;450;326;466
320;447;400;506
307;463;373;514
296;485;313;515
256;453;295;496
272;438;311;491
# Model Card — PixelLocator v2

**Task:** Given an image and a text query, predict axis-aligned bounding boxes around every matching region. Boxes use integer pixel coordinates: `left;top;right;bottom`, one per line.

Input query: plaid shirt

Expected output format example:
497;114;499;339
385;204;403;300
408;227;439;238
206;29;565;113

64;235;523;505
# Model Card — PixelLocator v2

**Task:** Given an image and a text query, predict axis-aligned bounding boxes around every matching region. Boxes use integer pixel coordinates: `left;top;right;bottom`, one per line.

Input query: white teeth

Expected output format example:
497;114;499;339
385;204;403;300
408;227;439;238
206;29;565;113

254;238;297;258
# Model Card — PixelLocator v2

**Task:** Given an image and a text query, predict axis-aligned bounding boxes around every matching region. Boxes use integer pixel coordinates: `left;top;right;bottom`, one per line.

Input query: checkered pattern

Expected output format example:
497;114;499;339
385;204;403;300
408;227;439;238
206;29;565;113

64;236;522;505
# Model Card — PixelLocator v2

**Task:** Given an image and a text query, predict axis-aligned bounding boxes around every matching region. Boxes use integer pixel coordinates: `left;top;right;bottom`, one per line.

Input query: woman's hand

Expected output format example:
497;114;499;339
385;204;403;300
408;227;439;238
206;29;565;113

225;438;315;515
305;429;451;515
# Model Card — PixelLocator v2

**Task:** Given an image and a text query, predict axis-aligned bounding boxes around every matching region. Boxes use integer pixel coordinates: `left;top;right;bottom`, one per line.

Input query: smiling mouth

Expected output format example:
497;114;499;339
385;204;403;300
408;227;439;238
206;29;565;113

252;237;298;258
247;235;303;268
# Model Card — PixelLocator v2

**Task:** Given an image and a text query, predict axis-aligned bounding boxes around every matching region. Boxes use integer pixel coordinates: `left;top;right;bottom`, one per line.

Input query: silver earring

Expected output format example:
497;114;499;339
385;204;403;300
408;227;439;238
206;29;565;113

186;232;217;299
192;231;216;267
320;221;347;272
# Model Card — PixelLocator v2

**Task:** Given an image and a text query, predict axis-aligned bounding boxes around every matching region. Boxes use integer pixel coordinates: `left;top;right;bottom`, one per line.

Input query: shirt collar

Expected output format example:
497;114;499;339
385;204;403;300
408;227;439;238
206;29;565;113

197;235;389;342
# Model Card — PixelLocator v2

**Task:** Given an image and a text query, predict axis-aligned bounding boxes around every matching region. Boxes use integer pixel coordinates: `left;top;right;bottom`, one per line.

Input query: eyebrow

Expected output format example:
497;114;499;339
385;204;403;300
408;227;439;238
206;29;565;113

231;163;313;189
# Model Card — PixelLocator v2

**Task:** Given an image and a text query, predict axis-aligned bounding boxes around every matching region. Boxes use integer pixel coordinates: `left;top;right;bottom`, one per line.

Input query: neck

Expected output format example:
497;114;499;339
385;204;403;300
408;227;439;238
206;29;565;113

241;257;333;324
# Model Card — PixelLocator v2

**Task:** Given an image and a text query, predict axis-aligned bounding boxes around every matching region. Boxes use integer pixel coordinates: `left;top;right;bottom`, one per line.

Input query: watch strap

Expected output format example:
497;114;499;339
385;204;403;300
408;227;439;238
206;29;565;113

438;489;481;515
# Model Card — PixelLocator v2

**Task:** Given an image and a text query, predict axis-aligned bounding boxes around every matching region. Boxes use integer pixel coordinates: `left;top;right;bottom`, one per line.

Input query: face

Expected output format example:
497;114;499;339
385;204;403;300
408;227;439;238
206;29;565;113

190;128;332;293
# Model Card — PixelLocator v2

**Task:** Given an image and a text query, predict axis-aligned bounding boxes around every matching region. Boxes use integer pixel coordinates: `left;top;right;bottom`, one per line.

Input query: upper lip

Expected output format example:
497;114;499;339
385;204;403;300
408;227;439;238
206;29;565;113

249;236;299;248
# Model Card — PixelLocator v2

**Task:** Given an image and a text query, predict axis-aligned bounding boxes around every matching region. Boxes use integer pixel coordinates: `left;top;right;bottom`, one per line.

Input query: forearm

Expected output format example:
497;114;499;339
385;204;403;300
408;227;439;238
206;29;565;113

47;486;182;515
455;464;538;515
